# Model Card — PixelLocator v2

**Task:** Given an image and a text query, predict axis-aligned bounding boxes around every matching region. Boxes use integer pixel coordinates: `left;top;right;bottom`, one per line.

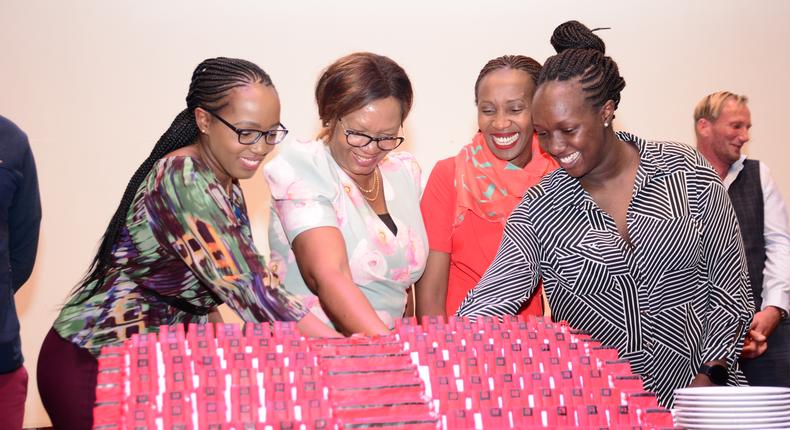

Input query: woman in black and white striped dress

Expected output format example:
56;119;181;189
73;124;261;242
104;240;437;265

457;20;753;408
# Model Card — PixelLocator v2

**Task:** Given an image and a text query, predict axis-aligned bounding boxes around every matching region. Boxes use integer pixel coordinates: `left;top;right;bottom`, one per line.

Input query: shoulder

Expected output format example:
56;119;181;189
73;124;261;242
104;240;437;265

264;138;338;200
432;156;455;176
425;156;454;188
383;150;421;172
0;115;32;165
151;156;211;185
265;138;329;177
619;131;717;178
0;115;28;145
381;150;422;186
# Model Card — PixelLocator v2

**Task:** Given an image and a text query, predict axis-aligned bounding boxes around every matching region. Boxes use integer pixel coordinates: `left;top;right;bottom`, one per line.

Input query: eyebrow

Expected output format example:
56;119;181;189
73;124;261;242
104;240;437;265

235;120;281;130
346;124;400;136
478;97;528;105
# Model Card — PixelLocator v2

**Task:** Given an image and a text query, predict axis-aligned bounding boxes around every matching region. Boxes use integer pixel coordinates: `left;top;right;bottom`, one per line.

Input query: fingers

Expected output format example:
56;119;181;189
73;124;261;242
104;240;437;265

749;329;767;343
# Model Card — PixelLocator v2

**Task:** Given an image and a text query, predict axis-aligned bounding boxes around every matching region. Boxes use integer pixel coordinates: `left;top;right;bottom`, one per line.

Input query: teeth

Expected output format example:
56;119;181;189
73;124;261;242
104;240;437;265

353;153;374;163
492;134;518;147
560;152;580;164
241;157;261;167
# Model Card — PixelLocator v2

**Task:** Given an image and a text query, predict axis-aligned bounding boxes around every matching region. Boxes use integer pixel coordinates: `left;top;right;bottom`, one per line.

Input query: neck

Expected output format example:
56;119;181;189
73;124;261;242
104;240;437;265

581;132;636;189
696;142;730;180
352;168;378;193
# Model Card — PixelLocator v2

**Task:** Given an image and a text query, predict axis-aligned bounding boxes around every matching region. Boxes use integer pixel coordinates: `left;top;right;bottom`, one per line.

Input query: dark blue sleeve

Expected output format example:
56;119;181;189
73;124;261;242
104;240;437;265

0;116;42;291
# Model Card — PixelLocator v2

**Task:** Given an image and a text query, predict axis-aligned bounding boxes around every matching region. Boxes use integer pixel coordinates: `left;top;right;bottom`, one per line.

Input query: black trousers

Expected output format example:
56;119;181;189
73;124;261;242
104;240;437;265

740;317;790;387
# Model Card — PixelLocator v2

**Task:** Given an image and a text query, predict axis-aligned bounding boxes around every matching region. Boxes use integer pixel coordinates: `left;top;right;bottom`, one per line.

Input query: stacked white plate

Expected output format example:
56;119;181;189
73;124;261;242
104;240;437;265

673;386;790;429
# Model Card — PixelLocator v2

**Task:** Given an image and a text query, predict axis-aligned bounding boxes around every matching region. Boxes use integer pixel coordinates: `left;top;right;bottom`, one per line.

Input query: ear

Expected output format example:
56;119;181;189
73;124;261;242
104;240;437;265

194;107;211;134
600;100;616;125
695;118;711;138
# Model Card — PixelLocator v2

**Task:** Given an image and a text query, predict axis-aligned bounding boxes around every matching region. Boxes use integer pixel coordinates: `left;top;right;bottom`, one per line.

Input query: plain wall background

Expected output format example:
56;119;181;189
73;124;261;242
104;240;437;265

2;1;789;426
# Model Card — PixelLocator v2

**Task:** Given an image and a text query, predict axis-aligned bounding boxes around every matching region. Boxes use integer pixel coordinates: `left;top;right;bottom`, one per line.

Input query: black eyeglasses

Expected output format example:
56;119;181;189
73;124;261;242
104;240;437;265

203;108;289;145
339;120;405;151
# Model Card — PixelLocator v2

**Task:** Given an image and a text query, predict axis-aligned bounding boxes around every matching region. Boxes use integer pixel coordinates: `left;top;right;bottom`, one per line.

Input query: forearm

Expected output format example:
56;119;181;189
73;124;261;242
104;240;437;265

456;232;538;319
760;162;790;312
415;251;450;318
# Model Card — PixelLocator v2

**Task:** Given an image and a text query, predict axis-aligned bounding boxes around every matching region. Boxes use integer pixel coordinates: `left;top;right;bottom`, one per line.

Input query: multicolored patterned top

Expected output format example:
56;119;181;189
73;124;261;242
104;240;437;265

54;156;308;355
265;139;428;329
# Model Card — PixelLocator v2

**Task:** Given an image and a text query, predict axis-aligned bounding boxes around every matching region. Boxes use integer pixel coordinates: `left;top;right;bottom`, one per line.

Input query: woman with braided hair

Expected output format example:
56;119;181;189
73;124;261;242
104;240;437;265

38;57;337;428
458;21;753;407
416;55;557;319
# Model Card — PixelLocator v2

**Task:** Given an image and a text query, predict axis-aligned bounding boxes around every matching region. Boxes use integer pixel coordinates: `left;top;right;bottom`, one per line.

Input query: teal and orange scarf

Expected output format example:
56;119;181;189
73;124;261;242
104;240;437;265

454;132;557;226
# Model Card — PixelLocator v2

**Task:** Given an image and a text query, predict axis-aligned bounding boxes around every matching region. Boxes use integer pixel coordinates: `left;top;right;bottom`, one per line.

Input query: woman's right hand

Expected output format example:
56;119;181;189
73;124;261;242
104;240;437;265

296;313;343;338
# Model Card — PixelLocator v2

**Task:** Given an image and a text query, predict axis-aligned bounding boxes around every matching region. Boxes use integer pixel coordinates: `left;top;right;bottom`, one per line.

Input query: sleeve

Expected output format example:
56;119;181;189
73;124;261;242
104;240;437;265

697;171;754;366
8;127;41;291
758;161;790;313
456;199;541;319
420;158;455;253
263;141;340;244
145;157;308;323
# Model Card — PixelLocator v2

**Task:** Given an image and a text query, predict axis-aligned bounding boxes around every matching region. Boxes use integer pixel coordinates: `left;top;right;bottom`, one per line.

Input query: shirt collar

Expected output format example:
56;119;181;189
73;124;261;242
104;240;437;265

722;154;747;188
550;131;669;210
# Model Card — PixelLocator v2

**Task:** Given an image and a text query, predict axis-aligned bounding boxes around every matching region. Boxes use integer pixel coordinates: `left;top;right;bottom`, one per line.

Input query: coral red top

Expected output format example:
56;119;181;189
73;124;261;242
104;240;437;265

421;134;557;316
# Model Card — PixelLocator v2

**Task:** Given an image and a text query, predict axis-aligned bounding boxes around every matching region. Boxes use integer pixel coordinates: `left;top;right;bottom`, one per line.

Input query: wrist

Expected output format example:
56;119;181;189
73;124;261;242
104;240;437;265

698;363;728;385
765;305;788;321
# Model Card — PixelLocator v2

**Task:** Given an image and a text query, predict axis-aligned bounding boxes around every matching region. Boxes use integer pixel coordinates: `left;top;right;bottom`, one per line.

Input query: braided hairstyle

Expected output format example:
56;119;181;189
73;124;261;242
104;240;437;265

71;57;273;303
538;20;625;110
474;55;543;104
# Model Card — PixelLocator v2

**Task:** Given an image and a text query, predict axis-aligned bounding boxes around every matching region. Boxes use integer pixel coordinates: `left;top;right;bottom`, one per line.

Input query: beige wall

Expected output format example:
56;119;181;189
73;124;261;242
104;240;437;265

2;1;789;426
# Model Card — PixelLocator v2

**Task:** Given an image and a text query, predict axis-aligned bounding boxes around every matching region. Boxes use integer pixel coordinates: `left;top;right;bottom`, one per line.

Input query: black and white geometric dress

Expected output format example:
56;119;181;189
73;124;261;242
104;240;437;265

457;132;753;407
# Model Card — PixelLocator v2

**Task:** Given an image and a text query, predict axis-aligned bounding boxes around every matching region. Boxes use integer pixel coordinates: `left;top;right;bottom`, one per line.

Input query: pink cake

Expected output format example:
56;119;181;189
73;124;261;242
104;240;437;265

92;315;674;429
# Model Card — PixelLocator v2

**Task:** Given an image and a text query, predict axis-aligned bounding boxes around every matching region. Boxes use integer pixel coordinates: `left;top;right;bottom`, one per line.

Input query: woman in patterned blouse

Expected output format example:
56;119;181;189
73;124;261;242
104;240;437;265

37;57;338;429
458;21;753;408
265;52;428;336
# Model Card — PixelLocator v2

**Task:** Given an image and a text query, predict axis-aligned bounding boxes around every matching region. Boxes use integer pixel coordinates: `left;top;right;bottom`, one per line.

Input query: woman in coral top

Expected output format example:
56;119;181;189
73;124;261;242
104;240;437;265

416;55;557;318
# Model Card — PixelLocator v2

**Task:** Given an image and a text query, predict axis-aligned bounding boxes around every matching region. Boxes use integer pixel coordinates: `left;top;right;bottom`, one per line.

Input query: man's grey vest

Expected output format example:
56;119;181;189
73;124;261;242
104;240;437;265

727;159;765;310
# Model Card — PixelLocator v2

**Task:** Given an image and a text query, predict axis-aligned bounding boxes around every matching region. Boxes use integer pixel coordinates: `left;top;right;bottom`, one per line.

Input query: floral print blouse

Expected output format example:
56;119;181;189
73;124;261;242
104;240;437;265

265;139;428;329
54;156;308;355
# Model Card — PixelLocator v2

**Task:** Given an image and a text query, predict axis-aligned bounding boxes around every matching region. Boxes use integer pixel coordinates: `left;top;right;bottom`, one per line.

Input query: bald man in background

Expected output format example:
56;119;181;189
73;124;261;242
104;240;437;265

694;91;790;387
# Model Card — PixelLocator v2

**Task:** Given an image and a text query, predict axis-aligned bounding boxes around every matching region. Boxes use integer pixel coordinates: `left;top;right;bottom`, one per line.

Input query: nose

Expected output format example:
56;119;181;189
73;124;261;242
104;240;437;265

493;112;510;130
249;139;272;156
359;140;382;155
739;128;750;143
545;133;566;155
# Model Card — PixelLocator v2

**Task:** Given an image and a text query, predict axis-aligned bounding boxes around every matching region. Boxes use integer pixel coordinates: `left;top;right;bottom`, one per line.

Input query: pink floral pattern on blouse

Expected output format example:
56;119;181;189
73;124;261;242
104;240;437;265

264;139;428;329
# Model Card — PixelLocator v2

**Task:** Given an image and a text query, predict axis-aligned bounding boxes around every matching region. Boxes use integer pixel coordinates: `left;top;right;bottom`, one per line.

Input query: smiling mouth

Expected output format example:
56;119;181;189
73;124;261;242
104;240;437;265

491;132;519;149
351;152;377;167
558;151;580;166
240;157;262;170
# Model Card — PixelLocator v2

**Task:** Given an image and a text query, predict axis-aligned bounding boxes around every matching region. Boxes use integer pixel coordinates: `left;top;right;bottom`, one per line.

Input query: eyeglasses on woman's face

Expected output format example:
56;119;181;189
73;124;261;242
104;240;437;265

203;108;289;145
338;119;404;151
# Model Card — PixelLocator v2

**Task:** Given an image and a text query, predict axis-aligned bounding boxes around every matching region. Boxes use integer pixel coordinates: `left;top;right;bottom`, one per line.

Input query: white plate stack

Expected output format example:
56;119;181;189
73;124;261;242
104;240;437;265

673;386;790;429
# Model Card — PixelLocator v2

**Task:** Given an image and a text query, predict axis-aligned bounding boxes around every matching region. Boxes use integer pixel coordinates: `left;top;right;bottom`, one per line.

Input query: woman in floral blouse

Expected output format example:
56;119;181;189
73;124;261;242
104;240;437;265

37;57;337;429
265;52;428;335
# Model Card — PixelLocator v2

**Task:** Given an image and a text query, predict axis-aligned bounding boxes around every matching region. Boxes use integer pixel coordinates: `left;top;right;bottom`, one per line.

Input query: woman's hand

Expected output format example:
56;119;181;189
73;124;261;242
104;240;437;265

296;313;343;338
